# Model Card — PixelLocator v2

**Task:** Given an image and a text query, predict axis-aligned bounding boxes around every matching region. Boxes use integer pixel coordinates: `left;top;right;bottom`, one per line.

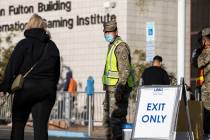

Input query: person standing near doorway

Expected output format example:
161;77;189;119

197;28;210;137
141;55;170;85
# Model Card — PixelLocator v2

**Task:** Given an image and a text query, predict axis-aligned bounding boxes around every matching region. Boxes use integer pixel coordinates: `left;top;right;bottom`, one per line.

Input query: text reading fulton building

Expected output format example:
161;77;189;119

0;0;191;91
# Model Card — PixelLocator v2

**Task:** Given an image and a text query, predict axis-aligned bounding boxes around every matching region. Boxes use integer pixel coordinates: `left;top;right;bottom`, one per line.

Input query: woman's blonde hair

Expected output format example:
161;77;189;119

26;14;47;29
26;14;51;38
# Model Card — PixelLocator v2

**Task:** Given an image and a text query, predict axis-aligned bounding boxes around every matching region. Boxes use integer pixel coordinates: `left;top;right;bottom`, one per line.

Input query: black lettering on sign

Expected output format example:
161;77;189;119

0;21;26;32
77;14;116;26
44;17;74;29
9;5;34;15
0;8;5;16
38;1;71;12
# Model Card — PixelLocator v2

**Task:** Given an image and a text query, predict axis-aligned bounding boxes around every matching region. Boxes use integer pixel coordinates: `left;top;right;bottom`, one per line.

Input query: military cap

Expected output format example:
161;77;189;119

202;28;210;36
103;21;117;32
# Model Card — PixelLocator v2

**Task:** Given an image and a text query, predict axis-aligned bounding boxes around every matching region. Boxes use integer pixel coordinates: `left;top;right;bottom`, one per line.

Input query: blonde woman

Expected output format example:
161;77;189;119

0;14;60;140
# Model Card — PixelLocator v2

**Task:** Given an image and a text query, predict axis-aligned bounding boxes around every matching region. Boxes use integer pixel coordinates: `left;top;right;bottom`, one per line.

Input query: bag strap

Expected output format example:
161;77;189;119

23;43;48;78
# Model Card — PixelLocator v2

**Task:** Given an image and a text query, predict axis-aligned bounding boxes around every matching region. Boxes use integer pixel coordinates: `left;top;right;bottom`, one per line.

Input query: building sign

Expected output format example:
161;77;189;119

0;0;116;32
0;0;120;92
132;86;181;140
146;22;155;42
146;22;155;62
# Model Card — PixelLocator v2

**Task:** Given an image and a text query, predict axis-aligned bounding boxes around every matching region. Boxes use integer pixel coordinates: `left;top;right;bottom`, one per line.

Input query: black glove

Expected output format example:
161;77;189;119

115;93;122;102
115;83;125;94
115;84;125;102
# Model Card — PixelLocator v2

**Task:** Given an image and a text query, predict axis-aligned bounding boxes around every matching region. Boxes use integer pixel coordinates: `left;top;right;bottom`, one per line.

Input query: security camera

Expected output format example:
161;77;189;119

104;1;116;9
110;2;116;8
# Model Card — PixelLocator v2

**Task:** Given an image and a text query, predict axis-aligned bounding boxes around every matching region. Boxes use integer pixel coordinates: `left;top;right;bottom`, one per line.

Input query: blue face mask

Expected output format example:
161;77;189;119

105;34;114;43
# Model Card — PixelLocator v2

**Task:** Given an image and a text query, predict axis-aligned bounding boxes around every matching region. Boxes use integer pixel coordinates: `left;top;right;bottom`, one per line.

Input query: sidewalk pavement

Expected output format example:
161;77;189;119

0;125;106;140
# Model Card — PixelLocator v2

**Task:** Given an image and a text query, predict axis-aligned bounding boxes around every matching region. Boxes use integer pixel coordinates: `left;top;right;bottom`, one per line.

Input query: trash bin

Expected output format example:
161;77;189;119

122;123;133;140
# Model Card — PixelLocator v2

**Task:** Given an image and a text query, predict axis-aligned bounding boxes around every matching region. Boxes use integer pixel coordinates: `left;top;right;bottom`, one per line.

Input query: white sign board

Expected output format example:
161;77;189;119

146;22;155;62
146;41;155;62
146;22;155;41
132;86;181;140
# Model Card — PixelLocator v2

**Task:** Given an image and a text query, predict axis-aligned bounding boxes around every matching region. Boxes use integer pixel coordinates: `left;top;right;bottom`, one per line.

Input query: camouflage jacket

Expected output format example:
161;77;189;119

197;48;210;88
105;36;131;91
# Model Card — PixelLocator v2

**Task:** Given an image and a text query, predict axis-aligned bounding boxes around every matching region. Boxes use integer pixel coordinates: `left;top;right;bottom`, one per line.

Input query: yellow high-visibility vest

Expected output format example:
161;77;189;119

102;38;134;87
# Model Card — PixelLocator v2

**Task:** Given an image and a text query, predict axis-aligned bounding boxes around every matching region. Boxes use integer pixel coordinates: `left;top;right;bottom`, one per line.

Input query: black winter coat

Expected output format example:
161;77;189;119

0;28;60;93
141;66;170;85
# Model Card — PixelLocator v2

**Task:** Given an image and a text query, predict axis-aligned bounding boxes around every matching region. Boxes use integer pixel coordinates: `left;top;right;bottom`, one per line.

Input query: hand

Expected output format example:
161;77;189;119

115;84;125;94
103;85;106;91
115;93;122;102
115;84;125;102
0;92;5;97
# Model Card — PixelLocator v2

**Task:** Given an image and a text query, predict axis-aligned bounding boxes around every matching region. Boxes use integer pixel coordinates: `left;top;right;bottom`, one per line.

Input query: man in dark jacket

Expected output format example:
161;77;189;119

141;55;170;85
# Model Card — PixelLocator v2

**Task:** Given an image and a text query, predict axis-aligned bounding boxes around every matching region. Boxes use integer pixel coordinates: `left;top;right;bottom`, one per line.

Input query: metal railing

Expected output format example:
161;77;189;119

49;92;105;126
0;94;13;122
49;91;136;126
0;92;136;125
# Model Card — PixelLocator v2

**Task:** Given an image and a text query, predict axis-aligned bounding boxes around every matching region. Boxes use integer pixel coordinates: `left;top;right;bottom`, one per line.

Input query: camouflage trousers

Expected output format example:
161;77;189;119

201;85;210;133
103;90;130;140
201;85;210;110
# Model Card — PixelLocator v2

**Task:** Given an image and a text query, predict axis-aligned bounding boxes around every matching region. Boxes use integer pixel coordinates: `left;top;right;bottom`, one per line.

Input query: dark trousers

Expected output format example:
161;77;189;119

10;79;56;140
204;108;210;134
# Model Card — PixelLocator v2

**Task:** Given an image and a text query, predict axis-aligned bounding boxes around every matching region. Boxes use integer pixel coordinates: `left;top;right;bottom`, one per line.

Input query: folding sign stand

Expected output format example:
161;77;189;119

176;78;194;140
131;78;194;140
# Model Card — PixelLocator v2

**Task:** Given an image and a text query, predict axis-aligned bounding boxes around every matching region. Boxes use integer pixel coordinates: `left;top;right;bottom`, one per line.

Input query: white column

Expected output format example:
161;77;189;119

177;0;186;84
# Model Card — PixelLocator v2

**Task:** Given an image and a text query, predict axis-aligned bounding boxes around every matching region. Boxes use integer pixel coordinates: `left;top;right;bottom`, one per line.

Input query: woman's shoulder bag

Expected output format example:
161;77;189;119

11;43;48;93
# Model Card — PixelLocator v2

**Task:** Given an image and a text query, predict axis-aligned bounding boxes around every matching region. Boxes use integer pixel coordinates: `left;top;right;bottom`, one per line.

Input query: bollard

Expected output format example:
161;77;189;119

122;123;133;140
86;76;94;137
65;93;70;122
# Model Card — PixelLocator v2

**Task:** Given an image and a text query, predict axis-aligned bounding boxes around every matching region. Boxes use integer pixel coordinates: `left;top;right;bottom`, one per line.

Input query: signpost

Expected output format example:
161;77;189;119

86;76;94;137
132;86;181;140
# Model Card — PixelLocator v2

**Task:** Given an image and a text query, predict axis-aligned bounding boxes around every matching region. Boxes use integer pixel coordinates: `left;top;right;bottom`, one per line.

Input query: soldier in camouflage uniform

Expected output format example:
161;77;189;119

197;28;210;135
102;21;133;140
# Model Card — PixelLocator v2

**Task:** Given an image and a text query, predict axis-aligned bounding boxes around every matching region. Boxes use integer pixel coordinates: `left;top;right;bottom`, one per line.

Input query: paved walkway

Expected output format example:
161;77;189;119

0;125;106;140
